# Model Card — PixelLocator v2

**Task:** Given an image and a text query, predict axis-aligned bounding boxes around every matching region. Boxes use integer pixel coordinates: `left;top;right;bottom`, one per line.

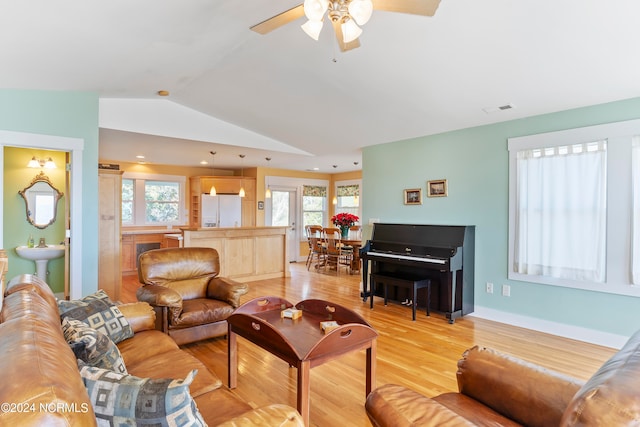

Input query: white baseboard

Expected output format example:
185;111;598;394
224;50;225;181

470;306;628;350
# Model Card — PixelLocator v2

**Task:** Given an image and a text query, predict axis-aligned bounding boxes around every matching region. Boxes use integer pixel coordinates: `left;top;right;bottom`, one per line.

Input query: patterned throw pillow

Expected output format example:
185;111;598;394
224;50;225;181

79;364;206;427
62;317;128;374
58;289;133;344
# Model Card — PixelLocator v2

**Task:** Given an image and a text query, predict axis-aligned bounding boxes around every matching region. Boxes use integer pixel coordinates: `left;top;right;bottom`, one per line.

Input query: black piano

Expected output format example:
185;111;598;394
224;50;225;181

360;223;475;324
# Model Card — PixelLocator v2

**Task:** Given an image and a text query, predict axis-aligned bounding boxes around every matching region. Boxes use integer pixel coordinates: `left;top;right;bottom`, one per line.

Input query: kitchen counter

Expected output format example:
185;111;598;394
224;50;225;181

181;226;289;281
121;228;185;274
122;227;184;235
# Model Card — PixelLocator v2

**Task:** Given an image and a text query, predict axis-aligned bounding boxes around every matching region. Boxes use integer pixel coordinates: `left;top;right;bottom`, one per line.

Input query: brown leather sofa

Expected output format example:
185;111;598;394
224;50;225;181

366;331;640;426
0;273;303;426
137;247;248;345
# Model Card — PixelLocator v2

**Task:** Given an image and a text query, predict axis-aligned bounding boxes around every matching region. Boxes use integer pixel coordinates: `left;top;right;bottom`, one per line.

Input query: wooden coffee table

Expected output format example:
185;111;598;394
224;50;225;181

227;296;378;426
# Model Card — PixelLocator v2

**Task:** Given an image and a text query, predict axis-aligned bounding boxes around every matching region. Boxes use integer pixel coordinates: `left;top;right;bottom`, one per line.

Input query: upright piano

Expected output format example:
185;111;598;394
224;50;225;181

360;223;475;323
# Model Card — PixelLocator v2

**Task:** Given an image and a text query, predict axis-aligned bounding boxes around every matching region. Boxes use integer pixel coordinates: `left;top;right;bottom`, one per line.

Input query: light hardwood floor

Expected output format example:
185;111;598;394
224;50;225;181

122;263;617;427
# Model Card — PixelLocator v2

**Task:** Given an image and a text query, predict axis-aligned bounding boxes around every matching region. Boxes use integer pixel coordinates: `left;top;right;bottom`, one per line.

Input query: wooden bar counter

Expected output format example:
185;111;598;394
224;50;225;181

181;226;290;282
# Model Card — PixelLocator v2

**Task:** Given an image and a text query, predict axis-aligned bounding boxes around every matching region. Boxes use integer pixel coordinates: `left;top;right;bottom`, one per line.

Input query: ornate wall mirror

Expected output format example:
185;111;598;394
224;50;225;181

18;171;64;229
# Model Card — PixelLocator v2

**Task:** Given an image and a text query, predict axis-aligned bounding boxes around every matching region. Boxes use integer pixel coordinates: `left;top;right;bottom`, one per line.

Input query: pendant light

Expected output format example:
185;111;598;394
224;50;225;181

265;157;272;199
238;154;246;198
209;151;217;196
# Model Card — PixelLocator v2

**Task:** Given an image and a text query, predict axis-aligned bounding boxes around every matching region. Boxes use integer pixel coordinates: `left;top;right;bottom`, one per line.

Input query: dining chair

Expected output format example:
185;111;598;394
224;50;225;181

349;225;362;240
323;230;352;275
323;227;341;238
308;235;326;271
305;225;323;269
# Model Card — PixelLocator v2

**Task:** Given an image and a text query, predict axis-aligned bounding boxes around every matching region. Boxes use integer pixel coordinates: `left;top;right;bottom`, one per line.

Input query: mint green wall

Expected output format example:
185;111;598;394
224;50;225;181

1;89;99;296
4;147;67;293
363;97;640;338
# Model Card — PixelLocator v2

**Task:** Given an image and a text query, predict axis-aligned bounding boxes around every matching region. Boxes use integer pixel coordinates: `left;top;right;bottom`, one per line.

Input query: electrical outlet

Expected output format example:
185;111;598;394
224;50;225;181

502;284;511;297
486;282;494;294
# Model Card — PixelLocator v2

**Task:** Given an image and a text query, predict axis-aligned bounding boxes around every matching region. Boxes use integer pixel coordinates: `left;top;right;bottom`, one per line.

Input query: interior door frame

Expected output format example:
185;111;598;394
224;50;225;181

265;185;299;262
0;130;84;299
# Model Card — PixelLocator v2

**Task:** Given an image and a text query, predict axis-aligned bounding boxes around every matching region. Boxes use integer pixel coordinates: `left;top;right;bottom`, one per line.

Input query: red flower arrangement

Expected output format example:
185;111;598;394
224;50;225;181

331;212;359;228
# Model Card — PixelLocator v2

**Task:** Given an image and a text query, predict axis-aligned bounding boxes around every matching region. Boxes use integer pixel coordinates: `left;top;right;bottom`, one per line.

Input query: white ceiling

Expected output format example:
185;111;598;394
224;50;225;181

3;0;640;172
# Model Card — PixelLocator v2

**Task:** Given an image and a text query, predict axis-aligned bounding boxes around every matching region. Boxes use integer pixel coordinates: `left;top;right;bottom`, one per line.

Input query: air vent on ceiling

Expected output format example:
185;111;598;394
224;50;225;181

482;103;516;114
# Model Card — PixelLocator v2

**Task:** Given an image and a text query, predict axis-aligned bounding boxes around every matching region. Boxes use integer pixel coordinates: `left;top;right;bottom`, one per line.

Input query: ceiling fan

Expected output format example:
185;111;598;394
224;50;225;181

251;0;441;52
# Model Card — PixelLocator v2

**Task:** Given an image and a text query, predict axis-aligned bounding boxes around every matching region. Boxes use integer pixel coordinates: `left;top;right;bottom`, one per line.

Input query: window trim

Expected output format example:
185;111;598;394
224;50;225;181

122;172;186;226
302;184;328;233
334;179;362;225
508;118;640;297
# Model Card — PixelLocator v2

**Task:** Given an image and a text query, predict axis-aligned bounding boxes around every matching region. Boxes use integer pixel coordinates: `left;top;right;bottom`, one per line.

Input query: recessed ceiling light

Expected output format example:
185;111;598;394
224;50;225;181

157;90;169;96
200;160;208;165
136;155;145;159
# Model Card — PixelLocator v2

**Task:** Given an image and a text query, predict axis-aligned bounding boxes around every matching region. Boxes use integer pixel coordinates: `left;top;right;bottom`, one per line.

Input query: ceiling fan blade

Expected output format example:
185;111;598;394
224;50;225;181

250;4;304;35
331;20;361;52
372;0;441;16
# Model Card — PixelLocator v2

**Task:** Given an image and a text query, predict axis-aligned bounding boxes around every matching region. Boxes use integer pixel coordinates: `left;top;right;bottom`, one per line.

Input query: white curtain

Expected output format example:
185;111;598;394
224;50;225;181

514;141;607;282
631;137;640;284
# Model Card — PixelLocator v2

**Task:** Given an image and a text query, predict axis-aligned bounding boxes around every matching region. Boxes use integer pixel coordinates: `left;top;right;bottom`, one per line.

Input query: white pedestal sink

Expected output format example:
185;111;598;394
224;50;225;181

15;245;65;281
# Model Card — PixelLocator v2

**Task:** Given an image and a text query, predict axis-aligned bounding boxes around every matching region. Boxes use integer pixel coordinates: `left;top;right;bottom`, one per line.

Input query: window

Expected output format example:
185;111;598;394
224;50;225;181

632;136;640;284
508;118;640;297
145;180;180;222
122;178;133;223
302;185;327;233
512;141;607;283
122;173;185;226
336;182;361;221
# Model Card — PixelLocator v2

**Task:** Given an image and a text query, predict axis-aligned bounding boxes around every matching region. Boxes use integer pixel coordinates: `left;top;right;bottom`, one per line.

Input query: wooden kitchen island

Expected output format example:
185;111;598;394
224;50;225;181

181;226;289;282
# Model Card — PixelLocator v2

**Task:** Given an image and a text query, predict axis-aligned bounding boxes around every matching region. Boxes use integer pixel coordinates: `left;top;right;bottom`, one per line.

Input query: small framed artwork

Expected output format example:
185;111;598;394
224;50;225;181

257;201;264;210
404;188;422;205
427;179;448;197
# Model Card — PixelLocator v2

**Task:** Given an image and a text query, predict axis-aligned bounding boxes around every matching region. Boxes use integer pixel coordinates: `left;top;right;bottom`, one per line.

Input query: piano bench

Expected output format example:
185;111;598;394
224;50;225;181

370;273;431;321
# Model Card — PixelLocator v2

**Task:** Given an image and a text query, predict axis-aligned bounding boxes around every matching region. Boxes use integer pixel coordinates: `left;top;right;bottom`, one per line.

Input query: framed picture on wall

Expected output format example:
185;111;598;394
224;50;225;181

427;179;448;197
404;188;422;205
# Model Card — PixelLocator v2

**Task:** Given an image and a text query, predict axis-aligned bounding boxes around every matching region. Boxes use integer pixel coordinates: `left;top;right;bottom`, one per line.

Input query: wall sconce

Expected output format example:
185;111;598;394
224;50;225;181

28;156;56;169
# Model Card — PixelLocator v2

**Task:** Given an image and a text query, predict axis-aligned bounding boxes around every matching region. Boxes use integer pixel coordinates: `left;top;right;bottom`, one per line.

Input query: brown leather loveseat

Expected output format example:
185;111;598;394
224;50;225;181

366;330;640;426
137;247;248;345
0;273;303;426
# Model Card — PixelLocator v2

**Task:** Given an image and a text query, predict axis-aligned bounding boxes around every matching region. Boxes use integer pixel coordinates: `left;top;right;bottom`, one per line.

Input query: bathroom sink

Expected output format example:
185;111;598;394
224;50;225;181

15;245;65;281
16;244;65;261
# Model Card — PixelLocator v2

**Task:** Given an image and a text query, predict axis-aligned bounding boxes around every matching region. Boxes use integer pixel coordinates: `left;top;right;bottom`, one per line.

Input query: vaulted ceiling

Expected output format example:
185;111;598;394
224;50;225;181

3;1;640;172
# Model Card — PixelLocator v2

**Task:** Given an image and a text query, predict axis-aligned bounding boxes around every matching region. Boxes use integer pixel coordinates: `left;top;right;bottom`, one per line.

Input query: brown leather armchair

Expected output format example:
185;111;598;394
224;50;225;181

366;330;640;426
136;247;249;345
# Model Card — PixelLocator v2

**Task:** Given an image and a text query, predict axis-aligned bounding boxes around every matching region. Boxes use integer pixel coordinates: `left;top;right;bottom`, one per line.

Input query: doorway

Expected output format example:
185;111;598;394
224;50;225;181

0;130;84;299
270;188;298;262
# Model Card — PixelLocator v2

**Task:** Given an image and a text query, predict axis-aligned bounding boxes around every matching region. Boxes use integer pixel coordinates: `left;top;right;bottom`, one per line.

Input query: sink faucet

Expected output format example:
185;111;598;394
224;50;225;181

37;237;46;248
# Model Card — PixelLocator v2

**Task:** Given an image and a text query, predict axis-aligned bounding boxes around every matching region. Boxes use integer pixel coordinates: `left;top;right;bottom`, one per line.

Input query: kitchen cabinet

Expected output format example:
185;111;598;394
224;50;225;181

189;176;256;228
98;169;124;300
121;232;165;275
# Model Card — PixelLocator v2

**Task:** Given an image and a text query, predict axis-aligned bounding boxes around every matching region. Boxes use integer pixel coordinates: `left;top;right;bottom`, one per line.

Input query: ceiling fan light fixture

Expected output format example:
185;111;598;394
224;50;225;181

341;19;362;43
303;0;329;21
348;0;373;26
301;19;324;40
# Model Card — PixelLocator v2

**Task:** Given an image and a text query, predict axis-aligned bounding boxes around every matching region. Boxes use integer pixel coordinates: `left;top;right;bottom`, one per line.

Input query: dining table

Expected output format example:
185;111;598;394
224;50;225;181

341;239;363;273
312;238;362;274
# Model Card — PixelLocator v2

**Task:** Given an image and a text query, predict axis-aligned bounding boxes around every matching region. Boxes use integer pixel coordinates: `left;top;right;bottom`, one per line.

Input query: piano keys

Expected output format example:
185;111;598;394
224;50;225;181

360;223;475;323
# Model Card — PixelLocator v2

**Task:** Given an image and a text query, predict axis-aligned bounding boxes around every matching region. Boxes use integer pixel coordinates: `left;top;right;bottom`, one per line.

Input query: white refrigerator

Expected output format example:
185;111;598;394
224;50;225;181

201;194;242;227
